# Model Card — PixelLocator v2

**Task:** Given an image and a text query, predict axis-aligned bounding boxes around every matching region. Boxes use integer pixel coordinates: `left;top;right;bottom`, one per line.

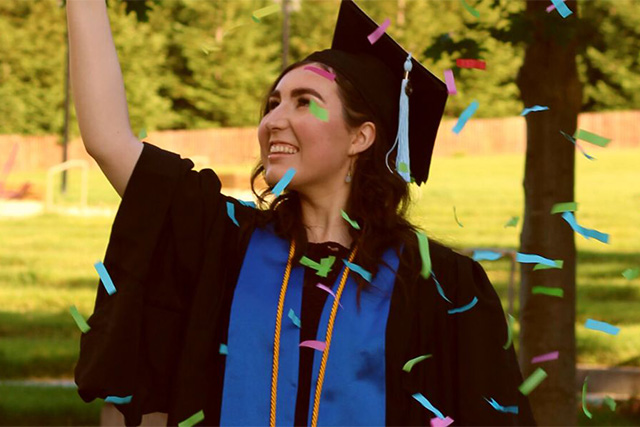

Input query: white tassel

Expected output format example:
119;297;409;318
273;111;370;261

386;53;412;182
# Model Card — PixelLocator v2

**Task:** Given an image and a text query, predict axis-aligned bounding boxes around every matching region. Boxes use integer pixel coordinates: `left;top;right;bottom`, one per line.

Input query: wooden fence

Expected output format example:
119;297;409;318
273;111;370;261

1;110;638;173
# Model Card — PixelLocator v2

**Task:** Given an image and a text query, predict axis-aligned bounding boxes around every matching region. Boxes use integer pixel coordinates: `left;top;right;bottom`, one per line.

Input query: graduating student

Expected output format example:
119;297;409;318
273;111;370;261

69;0;535;425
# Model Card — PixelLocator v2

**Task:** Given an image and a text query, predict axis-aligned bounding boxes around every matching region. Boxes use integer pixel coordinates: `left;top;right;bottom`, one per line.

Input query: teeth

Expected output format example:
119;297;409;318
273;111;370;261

270;144;298;154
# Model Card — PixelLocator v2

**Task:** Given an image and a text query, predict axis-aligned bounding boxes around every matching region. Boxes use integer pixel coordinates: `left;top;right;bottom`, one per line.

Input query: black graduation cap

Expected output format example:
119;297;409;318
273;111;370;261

304;0;448;185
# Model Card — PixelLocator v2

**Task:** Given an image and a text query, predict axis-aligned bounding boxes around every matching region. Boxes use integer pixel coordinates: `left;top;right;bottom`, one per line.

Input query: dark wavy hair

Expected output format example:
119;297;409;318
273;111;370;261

250;59;421;305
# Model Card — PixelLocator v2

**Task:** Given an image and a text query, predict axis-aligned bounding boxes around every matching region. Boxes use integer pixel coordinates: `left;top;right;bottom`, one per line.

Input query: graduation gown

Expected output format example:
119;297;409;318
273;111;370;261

74;142;536;426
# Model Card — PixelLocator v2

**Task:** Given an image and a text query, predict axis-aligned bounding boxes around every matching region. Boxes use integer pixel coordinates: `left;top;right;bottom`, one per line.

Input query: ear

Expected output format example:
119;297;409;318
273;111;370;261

348;121;376;156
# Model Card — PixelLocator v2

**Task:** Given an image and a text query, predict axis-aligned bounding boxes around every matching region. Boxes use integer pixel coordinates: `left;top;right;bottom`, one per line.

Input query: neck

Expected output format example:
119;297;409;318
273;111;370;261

298;183;351;248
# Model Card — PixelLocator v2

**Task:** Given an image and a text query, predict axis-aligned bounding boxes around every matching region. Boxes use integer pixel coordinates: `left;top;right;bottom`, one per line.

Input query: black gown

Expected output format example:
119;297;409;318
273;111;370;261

74;142;536;426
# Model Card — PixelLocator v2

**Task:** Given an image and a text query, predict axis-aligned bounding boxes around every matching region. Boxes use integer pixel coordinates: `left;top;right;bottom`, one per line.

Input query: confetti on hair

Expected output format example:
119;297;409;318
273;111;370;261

503;314;514;350
412;393;445;419
219;343;228;355
622;268;640;280
226;201;239;227
452;206;464;227
460;0;480;17
533;260;563;270
251;4;280;23
432;272;452;304
272;168;296;196
550;0;573;18
551;201;578;214
484;397;518;414
504;216;519;228
238;200;256;208
516;252;557;267
443;69;457;95
316;283;344;309
452;100;479;134
585;318;620;335
105;395;132;405
472;250;502;261
178;410;205;427
69;305;90;333
560;130;596;160
94;261;116;295
456;59;486;70
430;416;454;427
532;286;564;298
288;308;301;328
343;260;372;282
309;99;329;122
561;212;609;244
300;340;326;352
518;368;548;395
303;65;336;81
582;376;593;419
447;296;478;314
415;230;431;280
520;105;549;116
531;351;559;364
367;18;391;44
341;210;361;230
402;354;432;373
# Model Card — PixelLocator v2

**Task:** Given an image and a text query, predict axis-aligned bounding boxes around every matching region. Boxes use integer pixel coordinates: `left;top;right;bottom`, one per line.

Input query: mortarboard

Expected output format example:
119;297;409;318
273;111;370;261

304;0;448;185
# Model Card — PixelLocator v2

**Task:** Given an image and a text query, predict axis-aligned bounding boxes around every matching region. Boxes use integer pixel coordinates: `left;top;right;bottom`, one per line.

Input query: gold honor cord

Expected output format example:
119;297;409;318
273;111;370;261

270;240;357;427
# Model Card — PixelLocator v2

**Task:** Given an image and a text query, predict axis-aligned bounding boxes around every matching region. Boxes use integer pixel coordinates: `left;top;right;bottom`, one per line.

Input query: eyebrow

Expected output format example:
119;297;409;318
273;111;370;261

269;87;325;102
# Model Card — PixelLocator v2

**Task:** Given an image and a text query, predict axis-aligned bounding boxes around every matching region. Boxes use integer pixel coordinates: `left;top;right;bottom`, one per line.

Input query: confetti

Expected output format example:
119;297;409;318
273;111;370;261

272;168;296;196
622;268;640;280
452;206;464;227
604;396;617;411
94;261;116;295
561;212;610;244
585;318;620;335
532;286;564;298
367;18;391;44
447;296;478;314
456;59;486;70
503;314;514;350
546;4;556;13
431;416;454;427
402;354;432;373
316;283;344;309
460;0;480;17
574;129;611;147
520;105;549;116
432;272;452;303
452;100;479;134
504;216;519;228
412;393;445;419
219;343;228;355
178;410;205;427
300;340;326;352
533;260;563;270
105;395;132;405
519;367;548;395
560;131;596;160
300;256;335;278
516;253;557;267
343;260;372;282
472;250;502;261
309;99;329;122
551;201;578;214
251;4;279;23
287;308;301;328
582;376;593;419
531;351;559;364
443;69;457;95
69;305;90;333
550;0;573;18
303;65;336;81
238;200;256;208
341;210;360;230
226;201;239;227
484;397;518;414
416;230;431;280
138;128;147;139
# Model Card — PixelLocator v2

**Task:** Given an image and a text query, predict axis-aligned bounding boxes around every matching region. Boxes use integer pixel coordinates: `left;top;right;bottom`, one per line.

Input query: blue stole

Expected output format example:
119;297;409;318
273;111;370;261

220;226;399;426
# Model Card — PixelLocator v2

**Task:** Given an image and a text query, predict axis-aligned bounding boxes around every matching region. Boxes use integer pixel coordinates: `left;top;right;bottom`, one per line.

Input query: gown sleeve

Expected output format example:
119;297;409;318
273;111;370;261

74;142;250;425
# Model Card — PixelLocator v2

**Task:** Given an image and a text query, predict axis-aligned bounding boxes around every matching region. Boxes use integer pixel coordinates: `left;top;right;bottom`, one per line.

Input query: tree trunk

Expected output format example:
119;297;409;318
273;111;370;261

516;1;582;425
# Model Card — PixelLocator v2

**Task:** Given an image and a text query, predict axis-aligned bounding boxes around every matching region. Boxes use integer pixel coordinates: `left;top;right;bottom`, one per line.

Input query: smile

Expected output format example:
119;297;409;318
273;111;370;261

269;143;299;154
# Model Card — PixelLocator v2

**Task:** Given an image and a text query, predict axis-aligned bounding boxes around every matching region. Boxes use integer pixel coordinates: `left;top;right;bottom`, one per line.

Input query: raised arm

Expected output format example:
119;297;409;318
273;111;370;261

67;0;142;198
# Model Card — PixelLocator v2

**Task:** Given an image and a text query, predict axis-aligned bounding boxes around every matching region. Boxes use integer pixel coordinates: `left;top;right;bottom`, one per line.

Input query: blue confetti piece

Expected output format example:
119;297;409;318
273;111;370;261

412;393;445;419
272;168;296;197
238;200;256;208
472;250;502;261
94;261;116;295
219;343;228;355
520;105;549;116
560;130;597;160
288;308;301;328
343;260;372;282
226;201;239;227
447;296;478;314
585;318;620;336
485;397;519;414
561;212;609;244
516;252;557;267
105;395;132;405
551;0;573;18
431;272;452;304
452;100;479;134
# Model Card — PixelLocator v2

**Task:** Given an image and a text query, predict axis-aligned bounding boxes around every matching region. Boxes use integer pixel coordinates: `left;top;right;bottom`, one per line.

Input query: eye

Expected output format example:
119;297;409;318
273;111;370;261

267;99;279;111
297;97;310;107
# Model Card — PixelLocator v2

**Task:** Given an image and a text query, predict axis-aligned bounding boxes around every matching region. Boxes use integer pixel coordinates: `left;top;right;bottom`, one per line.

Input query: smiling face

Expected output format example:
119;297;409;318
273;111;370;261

257;64;360;194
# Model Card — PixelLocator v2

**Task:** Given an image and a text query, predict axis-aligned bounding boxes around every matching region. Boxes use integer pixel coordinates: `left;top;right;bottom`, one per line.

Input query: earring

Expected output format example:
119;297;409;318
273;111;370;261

345;170;352;183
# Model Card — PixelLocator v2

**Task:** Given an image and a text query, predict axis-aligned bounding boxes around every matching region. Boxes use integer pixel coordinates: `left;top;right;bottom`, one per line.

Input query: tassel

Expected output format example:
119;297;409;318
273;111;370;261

385;53;413;182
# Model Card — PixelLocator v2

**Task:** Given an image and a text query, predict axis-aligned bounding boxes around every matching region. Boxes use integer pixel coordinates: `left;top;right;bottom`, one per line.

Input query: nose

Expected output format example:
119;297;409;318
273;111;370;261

263;103;289;132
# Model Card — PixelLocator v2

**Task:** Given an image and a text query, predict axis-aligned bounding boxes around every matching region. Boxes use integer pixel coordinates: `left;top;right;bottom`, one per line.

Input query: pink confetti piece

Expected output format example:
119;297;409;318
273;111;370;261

431;416;454;427
303;65;336;81
546;4;556;12
444;69;457;95
531;351;559;364
300;340;326;352
367;18;391;45
316;283;344;309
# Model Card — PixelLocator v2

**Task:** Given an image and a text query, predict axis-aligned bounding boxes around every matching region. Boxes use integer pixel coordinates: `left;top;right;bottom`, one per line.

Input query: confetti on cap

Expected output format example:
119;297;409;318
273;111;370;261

178;409;205;427
604;396;617;411
105;395;132;405
138;128;147;139
561;212;610;244
520;105;549;116
484;397;518;414
472;250;502;261
343;260;372;282
531;351;559;364
503;314;514;349
443;69;457;95
251;4;279;23
219;343;228;355
582;376;593;419
412;393;445;419
341;210;361;230
533;260;563;270
452;100;479;134
415;230;431;280
94;261;116;295
622;268;640;280
460;0;480;18
303;65;336;81
226;201;239;227
300;340;326;352
272;168;296;196
432;272;452;304
504;216;519;228
367;17;391;44
447;296;478;315
452;206;464;227
456;59;486;70
585;318;620;335
316;283;344;309
551;201;578;214
288;308;301;328
550;0;573;18
516;252;557;267
402;354;432;373
238;200;256;208
69;305;90;333
560;131;597;160
519;367;548;395
309;99;329;122
532;286;564;298
431;416;454;427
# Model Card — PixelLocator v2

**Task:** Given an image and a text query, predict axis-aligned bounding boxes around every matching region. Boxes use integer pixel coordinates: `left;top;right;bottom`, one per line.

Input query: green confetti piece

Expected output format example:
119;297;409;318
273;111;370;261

503;314;514;350
138;128;147;139
251;4;279;22
504;216;519;228
582;376;593;419
532;286;564;298
460;0;480;17
622;268;640;280
251;15;261;23
402;354;432;373
574;129;611;147
309;99;329;122
341;210;361;230
518;367;547;395
415;230;431;279
300;256;334;278
551;202;578;214
178;409;205;427
533;260;564;270
69;305;90;333
397;162;409;173
300;256;321;270
604;396;617;411
453;206;464;227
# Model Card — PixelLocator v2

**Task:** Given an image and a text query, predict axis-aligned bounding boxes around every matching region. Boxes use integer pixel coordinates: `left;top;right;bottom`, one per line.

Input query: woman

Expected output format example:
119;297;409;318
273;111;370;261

69;0;535;425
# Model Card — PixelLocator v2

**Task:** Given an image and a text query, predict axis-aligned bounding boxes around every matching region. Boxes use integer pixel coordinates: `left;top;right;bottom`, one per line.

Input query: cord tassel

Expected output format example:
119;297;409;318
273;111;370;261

395;53;412;182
